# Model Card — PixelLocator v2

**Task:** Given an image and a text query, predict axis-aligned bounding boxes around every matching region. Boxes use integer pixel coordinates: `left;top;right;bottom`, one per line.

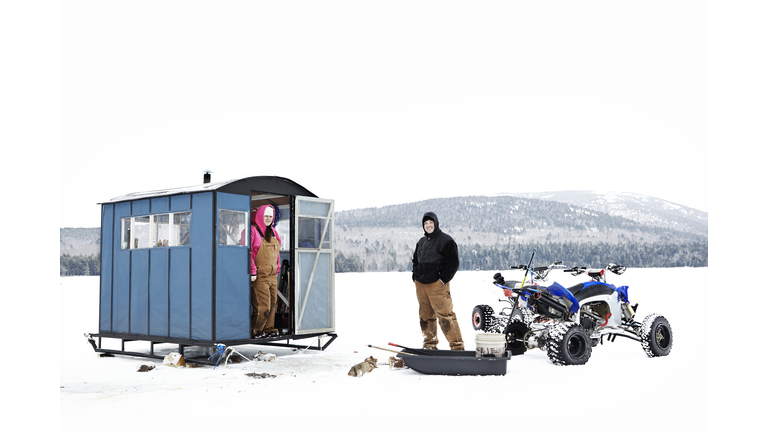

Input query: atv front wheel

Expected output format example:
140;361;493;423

472;305;499;332
511;307;534;326
546;322;592;365
640;314;673;357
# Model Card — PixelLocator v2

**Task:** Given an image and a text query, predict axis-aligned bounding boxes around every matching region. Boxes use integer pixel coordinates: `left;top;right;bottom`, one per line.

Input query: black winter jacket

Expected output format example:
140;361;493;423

412;212;460;284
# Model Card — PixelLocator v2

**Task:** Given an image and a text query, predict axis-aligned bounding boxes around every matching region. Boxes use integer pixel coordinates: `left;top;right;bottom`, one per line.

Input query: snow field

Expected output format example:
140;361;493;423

60;268;713;430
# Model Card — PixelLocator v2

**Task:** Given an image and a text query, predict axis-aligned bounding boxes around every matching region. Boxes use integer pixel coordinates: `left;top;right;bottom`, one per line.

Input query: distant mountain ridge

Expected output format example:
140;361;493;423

505;191;707;235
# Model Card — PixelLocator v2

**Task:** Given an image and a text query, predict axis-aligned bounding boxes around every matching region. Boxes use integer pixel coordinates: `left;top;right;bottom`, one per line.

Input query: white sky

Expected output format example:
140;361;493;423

56;1;711;228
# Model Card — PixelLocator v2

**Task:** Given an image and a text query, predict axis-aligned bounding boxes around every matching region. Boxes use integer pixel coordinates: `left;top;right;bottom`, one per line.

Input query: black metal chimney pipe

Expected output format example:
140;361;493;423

204;171;211;184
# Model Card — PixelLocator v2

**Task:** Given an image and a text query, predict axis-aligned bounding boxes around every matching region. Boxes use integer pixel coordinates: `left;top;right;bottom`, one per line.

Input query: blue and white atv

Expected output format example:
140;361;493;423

471;253;673;365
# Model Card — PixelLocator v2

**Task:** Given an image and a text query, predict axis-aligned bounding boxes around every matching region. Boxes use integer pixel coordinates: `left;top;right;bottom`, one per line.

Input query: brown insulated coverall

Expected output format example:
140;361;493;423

412;212;464;350
251;235;280;335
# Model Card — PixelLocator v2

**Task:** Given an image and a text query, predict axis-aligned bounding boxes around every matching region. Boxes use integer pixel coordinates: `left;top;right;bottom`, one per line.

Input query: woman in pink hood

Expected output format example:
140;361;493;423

248;205;281;338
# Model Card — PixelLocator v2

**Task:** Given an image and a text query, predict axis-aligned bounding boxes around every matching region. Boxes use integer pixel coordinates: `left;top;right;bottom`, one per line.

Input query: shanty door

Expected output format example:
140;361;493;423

294;196;335;335
215;192;251;340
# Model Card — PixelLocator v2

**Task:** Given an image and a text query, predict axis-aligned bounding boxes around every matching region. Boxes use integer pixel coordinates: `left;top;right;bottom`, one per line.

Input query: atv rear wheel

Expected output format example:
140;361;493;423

472;305;499;332
546;322;592;365
641;314;673;357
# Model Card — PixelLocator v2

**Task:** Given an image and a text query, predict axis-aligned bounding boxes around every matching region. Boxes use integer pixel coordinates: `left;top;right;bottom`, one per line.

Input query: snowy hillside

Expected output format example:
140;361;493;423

58;267;729;431
508;190;708;235
60;227;100;256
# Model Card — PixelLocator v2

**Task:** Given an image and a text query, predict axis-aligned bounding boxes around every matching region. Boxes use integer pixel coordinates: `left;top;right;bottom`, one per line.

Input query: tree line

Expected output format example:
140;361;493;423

335;240;708;273
60;254;100;276
61;241;707;276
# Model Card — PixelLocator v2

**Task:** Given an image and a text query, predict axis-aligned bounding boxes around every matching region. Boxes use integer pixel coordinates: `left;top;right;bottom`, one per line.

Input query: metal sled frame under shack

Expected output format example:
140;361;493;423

91;175;338;364
85;332;338;365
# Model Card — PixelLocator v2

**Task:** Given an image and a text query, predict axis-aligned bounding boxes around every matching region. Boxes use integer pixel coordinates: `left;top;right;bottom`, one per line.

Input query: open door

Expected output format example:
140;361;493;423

294;196;335;335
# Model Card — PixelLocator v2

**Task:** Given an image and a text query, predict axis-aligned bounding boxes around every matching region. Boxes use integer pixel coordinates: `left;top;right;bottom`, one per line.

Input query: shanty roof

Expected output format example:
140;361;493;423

101;176;317;204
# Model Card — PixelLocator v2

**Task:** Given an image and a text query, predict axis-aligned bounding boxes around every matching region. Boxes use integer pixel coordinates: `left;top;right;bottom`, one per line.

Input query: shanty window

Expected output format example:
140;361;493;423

218;209;248;246
172;212;191;246
297;200;332;250
121;212;191;250
153;214;170;247
298;217;332;249
125;215;151;249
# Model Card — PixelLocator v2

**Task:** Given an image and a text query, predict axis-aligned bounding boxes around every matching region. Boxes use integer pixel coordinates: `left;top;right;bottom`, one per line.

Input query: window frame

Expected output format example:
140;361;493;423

120;211;192;250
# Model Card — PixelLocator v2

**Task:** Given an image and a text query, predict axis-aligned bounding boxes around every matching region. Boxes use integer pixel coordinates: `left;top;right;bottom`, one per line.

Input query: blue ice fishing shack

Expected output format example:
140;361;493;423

87;175;337;362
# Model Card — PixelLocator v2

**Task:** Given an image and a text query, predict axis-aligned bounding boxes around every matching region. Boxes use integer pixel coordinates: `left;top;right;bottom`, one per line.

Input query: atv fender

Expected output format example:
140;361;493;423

545;282;580;313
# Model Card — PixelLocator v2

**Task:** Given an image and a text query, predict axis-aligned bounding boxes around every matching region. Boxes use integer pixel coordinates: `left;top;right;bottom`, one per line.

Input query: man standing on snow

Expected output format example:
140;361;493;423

411;212;464;350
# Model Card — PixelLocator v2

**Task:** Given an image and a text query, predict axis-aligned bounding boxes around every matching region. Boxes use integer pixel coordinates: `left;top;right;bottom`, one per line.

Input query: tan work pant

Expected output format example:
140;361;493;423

251;275;278;335
415;280;464;350
251;236;280;335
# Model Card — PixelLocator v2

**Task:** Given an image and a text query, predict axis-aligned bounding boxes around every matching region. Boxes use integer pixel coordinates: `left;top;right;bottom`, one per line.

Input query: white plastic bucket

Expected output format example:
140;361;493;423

475;333;506;357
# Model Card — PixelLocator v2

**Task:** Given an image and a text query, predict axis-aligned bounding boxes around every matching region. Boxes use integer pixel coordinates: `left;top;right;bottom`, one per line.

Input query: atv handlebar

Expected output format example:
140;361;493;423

607;263;627;275
510;260;565;284
565;266;586;276
565;263;627;276
513;261;563;272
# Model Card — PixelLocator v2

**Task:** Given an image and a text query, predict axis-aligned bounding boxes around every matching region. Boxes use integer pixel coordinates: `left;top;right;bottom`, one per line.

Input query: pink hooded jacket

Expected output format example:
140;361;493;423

247;205;281;275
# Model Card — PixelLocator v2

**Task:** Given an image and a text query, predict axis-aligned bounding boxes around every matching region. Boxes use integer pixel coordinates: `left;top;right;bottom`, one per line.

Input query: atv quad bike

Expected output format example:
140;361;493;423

471;252;672;365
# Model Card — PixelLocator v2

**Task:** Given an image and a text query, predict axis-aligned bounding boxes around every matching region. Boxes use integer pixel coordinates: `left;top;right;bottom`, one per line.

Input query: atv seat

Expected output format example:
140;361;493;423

567;283;617;302
567;283;584;297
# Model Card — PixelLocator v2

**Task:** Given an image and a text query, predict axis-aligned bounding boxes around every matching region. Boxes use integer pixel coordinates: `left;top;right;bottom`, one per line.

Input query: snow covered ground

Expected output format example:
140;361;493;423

59;267;719;430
